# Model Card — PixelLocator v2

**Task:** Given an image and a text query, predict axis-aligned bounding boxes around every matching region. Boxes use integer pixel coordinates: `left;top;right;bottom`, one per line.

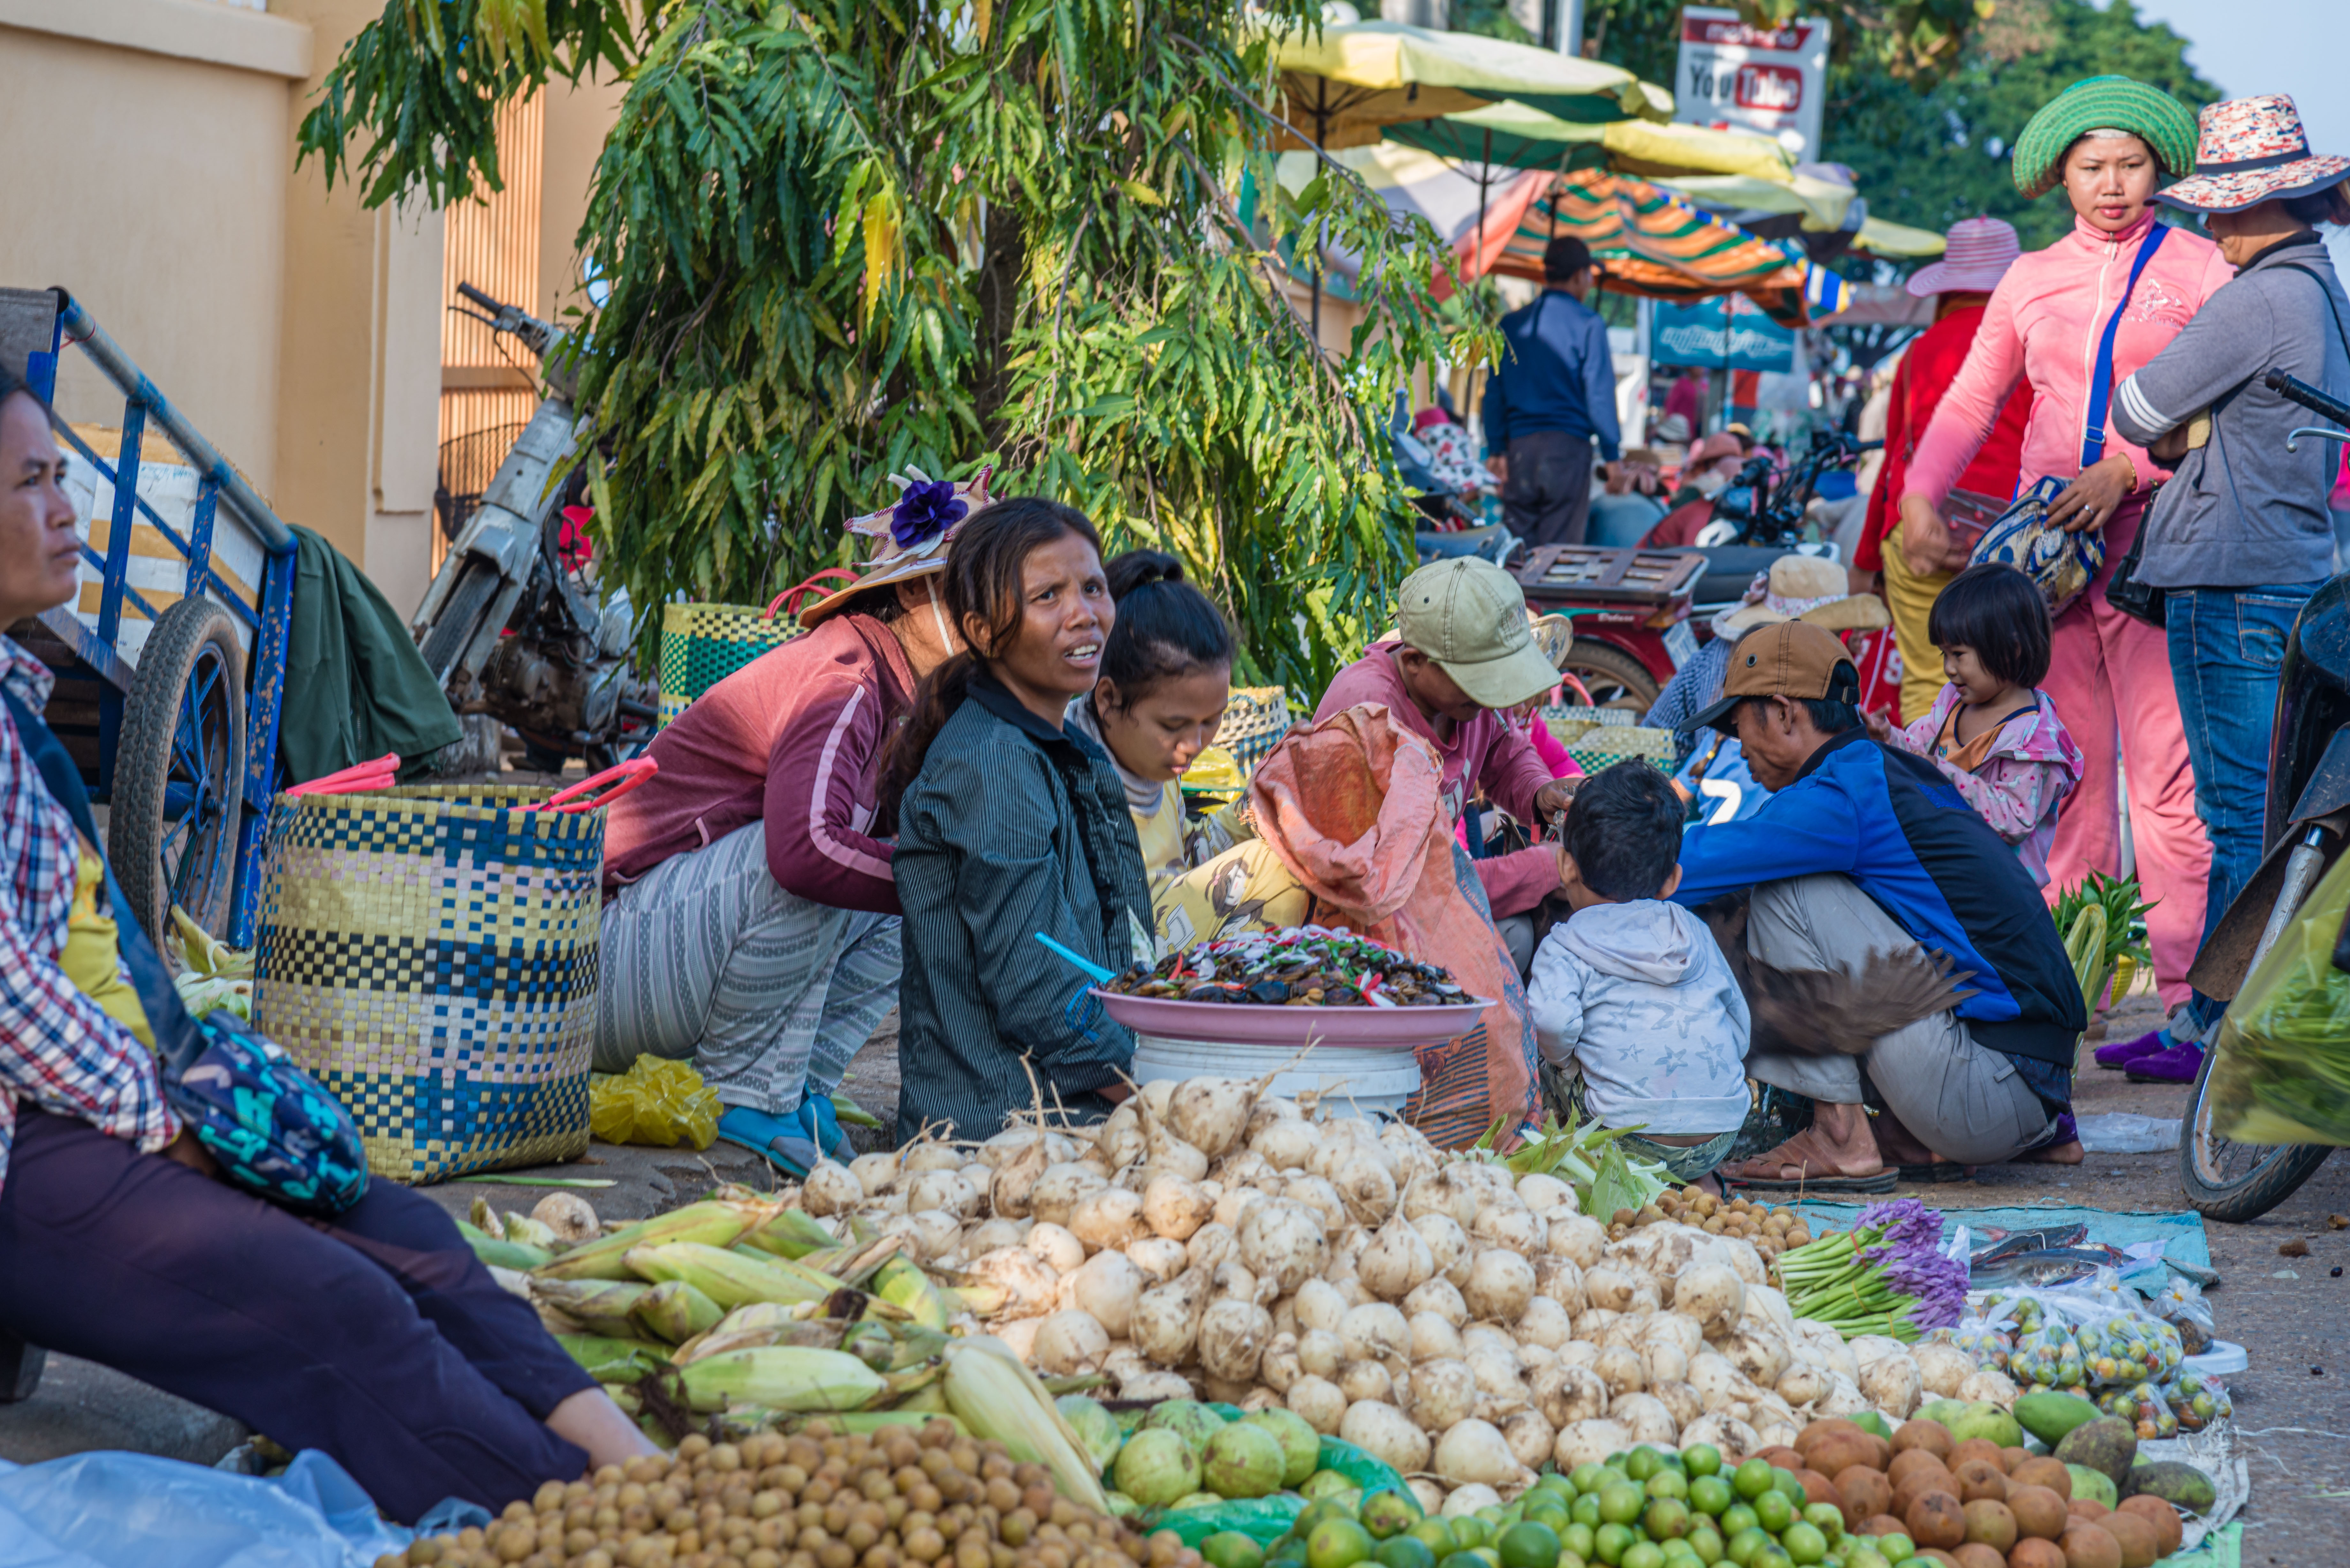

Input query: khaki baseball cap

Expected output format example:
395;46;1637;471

1394;557;1561;711
1687;620;1861;733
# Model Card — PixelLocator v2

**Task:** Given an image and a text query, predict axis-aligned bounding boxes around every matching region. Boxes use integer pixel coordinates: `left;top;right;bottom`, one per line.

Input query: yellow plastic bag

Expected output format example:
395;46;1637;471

589;1056;722;1150
2210;847;2350;1147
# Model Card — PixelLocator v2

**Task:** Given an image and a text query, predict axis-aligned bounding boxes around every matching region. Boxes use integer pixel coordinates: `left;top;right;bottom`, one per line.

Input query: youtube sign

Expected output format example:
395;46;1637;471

1673;4;1830;158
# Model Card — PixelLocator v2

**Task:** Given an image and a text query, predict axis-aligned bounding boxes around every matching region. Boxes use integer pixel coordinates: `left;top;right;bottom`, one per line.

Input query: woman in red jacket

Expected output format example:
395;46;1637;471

1857;217;2034;724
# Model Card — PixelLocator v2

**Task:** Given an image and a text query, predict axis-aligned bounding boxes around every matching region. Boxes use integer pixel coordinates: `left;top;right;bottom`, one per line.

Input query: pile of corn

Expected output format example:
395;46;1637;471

376;1420;1204;1568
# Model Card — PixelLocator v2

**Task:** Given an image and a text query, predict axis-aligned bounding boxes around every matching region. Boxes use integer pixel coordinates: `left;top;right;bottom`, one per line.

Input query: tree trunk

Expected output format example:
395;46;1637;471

971;199;1028;441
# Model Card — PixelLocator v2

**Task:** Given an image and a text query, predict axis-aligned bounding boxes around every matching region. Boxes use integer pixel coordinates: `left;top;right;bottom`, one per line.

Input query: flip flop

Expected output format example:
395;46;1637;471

715;1105;820;1178
1722;1168;1899;1194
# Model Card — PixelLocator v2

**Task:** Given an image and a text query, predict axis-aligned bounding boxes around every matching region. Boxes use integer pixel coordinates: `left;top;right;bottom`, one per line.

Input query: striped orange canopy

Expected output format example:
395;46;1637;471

1456;167;1844;327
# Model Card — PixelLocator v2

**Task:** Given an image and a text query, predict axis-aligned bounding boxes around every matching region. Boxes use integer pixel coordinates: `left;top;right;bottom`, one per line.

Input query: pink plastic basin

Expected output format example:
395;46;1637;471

1088;989;1489;1049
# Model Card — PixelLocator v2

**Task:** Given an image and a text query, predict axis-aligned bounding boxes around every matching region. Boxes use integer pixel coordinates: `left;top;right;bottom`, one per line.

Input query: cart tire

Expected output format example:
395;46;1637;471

1560;642;1661;713
112;596;245;945
419;562;498;681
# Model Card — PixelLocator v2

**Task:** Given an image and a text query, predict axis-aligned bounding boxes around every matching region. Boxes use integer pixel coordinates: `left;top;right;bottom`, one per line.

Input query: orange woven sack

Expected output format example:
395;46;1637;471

1248;703;1539;1148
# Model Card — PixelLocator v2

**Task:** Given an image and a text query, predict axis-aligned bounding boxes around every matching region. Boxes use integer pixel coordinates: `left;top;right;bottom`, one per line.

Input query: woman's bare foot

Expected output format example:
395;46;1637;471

1869;1107;1948;1168
1716;1106;1884;1183
2014;1139;2085;1165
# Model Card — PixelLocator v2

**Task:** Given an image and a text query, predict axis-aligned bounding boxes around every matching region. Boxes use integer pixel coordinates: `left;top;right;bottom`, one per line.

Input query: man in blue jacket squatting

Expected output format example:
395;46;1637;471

1672;621;2087;1187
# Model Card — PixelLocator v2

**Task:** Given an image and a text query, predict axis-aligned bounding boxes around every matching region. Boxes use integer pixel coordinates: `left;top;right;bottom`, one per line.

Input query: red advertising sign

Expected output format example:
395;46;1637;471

1673;5;1831;159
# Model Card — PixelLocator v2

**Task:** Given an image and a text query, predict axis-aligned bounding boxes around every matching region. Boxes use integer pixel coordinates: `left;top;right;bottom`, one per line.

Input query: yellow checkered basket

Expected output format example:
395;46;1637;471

1217;686;1294;778
250;783;609;1183
655;571;862;728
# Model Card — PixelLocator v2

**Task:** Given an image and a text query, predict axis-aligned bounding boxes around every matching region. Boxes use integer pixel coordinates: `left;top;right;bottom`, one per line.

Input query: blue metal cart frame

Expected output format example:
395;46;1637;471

15;287;295;948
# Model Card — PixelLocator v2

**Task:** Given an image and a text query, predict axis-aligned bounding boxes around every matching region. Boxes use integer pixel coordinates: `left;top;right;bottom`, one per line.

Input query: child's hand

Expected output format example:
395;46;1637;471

1862;708;1895;746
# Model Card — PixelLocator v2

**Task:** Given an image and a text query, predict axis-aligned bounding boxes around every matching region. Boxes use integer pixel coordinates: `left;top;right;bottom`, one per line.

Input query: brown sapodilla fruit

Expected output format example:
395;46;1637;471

1905;1490;1967;1550
1835;1466;1893;1528
1801;1429;1880;1481
1857;1514;1908;1538
1890;1449;1954;1489
1795;1469;1840;1509
1913;1551;1962;1568
2057;1521;2123;1568
2006;1539;2066;1568
1894;1468;1957;1520
2009;1456;2072;1499
1892;1419;1956;1459
2097;1510;2160;1568
2006;1484;2068;1542
1949;1437;2005;1473
1795;1417;1864;1459
1949;1545;2004;1568
2068;1497;2111;1521
2000;1445;2030;1474
1960;1497;2016;1553
2114;1496;2183;1557
1952;1459;2009;1505
1756;1446;1807;1474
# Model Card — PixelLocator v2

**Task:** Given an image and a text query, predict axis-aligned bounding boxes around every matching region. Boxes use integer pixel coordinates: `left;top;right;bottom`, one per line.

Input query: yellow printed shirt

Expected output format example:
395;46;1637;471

63;850;154;1051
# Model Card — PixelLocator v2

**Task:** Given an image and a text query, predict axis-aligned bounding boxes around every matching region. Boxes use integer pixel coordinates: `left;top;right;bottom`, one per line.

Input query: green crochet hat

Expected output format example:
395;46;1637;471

2012;75;2199;199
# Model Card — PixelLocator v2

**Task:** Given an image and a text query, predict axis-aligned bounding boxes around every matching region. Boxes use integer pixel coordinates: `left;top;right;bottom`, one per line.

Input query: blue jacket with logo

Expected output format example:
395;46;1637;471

1671;728;2084;1096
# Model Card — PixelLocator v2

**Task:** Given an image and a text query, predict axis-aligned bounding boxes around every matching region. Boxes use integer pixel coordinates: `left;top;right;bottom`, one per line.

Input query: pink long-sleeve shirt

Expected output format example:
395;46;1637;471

1316;648;1561;919
602;614;914;914
1904;212;2233;509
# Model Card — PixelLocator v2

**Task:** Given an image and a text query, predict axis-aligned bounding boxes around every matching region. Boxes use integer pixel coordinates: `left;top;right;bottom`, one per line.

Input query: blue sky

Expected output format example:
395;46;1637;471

2111;0;2350;269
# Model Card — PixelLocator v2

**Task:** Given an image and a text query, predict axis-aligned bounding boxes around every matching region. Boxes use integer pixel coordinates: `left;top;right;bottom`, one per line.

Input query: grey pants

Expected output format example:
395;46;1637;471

1744;874;2054;1166
1502;431;1596;548
596;820;902;1114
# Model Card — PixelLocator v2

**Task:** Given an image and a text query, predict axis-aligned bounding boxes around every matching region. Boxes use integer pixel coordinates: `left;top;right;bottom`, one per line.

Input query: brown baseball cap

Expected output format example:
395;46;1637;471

1686;620;1861;733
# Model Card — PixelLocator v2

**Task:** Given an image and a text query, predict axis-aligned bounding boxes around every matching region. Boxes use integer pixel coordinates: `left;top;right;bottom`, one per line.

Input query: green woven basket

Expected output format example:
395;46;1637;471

251;784;606;1183
1218;686;1294;777
656;599;804;729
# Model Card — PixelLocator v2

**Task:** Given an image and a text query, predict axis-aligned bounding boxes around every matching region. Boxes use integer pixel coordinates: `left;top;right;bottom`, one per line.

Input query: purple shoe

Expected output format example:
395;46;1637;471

2094;1028;2170;1070
2124;1043;2206;1083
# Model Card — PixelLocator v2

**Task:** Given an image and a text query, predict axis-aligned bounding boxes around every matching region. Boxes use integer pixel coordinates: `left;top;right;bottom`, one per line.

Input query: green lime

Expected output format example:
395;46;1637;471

1570;1494;1602;1529
1656;1546;1698;1567
1523;1504;1570;1536
1408;1522;1457;1557
1560;1523;1596;1560
1467;1551;1502;1568
1799;1503;1841;1542
1722;1527;1768;1568
1717;1504;1757;1537
1570;1464;1611;1496
1500;1522;1562;1568
1624;1449;1663;1483
1644;1471;1688;1503
1620;1544;1664;1568
1436;1553;1486;1568
1749;1489;1792;1536
1770;1470;1806;1504
1731;1460;1774;1501
1680;1444;1722;1480
1591;1524;1633;1568
1873;1535;1914;1565
1376;1541;1437;1568
1307;1517;1377;1568
1778;1524;1826;1567
1304;1471;1359;1503
1451;1519;1491;1552
1596;1484;1645;1527
1844;1549;1891;1568
1556;1555;1588;1568
1271;1548;1308;1568
1685;1525;1723;1565
1687;1476;1731;1517
1204;1535;1267;1568
1362;1492;1420;1542
1641;1497;1690;1540
1751;1549;1794;1568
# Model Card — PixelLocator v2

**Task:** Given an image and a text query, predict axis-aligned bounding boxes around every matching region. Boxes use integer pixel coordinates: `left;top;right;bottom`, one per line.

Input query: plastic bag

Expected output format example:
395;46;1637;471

2147;1274;2216;1354
2161;1369;2233;1433
589;1056;721;1150
2097;1381;2180;1440
0;1449;406;1568
2209;843;2350;1146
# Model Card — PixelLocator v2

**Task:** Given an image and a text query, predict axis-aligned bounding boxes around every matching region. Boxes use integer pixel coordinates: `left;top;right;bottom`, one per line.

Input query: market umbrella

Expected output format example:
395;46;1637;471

1470;167;1846;326
1266;19;1661;332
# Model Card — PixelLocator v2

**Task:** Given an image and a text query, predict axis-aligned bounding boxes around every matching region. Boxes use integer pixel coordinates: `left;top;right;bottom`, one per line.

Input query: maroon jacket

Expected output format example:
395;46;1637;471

603;615;914;914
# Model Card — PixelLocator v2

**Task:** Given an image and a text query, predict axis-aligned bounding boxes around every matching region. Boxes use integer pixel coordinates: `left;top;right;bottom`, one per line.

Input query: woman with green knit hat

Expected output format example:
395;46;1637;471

1893;75;2234;1166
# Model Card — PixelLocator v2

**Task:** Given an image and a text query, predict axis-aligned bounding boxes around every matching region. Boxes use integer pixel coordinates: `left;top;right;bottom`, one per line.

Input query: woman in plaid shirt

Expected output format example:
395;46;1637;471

0;367;653;1519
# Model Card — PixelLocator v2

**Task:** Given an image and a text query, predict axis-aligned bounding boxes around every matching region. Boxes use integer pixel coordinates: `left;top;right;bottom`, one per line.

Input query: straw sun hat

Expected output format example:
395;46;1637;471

2156;94;2350;215
1714;554;1890;635
796;466;993;628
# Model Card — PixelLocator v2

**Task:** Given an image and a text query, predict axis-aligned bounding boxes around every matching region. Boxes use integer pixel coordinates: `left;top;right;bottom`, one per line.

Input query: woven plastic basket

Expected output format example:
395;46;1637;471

1218;686;1294;779
654;570;859;728
250;782;612;1183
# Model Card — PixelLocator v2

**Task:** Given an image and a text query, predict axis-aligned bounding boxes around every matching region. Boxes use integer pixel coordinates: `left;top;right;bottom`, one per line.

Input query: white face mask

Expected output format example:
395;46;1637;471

1692;467;1733;498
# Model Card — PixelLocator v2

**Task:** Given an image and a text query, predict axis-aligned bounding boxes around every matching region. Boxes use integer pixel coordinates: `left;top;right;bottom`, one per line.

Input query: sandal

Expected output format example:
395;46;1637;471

715;1105;822;1178
1717;1128;1896;1193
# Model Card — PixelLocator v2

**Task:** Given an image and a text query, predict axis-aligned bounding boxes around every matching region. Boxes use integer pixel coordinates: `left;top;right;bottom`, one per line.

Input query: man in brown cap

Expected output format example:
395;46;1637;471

1669;623;2087;1186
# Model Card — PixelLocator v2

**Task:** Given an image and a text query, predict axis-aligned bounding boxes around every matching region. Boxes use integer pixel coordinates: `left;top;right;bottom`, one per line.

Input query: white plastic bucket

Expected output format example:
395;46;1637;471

1129;1035;1421;1118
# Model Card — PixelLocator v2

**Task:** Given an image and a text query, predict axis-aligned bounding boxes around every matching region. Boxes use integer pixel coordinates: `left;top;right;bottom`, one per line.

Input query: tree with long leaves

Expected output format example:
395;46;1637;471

300;0;1489;692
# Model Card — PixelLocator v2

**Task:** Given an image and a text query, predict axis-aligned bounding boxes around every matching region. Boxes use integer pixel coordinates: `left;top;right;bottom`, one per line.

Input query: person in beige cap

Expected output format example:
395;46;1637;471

1315;557;1581;968
1668;621;2087;1186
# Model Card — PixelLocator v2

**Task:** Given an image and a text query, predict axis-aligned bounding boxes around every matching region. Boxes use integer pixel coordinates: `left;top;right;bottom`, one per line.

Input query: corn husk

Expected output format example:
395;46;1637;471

873;1255;952;1331
531;1279;654;1338
676;1346;886;1414
634;1279;727;1344
940;1336;1111;1513
625;1242;835;1309
534;1201;760;1281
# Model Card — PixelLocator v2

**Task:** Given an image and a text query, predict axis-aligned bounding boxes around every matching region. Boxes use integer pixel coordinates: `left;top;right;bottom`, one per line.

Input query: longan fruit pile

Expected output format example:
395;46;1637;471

1605;1187;1814;1263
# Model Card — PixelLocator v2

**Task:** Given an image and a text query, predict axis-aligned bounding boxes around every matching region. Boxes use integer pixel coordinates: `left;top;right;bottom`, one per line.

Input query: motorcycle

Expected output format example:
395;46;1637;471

410;283;656;771
2173;368;2350;1221
1687;428;1879;606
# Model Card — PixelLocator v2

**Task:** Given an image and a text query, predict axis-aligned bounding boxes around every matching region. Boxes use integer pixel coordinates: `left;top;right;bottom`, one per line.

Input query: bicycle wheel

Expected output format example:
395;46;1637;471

112;596;245;944
2179;1035;2333;1221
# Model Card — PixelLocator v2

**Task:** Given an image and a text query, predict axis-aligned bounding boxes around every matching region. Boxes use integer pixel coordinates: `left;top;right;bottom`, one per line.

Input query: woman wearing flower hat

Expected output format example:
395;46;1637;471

1901;75;2232;1044
2099;95;2350;1081
1856;216;2035;724
594;474;978;1172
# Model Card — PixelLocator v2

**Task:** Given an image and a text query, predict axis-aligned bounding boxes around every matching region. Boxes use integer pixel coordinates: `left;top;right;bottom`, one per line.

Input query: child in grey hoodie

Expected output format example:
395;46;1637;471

1527;762;1751;1181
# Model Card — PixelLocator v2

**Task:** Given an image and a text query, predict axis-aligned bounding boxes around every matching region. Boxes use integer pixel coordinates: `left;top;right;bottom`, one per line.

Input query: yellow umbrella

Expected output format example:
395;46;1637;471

1852;216;1949;258
1646;171;1859;232
1269;20;1659;152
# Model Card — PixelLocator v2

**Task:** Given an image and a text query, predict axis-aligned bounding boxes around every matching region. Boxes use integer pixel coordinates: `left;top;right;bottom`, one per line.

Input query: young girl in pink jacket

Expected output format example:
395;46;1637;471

1898;76;2232;1063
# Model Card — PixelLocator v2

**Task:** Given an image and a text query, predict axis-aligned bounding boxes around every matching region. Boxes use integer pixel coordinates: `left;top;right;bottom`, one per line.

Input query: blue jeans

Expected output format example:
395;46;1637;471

2167;581;2326;1035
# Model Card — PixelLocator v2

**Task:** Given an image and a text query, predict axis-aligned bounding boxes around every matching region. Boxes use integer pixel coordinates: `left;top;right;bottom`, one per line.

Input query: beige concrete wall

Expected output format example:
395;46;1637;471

0;1;309;495
540;74;628;326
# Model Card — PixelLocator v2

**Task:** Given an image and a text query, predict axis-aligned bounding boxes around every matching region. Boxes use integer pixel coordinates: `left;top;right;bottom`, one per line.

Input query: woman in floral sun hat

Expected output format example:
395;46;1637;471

595;470;984;1173
2099;95;2350;1082
1899;76;2232;1086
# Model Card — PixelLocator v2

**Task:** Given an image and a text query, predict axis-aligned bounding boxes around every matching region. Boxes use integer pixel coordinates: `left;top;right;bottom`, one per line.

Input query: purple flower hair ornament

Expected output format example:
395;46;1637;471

890;479;967;551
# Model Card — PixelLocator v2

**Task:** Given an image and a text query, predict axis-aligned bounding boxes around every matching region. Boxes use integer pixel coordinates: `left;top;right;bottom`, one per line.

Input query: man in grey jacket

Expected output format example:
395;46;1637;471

2107;94;2350;1082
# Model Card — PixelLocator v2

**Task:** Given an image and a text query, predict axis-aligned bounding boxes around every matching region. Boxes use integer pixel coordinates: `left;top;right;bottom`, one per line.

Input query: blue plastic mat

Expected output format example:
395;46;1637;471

1784;1201;2214;1286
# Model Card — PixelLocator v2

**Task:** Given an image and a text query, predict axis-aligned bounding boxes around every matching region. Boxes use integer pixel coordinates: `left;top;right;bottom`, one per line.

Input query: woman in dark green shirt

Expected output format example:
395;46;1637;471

880;498;1151;1141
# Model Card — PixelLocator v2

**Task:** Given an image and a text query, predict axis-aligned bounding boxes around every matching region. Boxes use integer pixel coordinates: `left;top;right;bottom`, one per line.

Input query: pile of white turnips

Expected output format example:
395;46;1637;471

795;1076;2019;1514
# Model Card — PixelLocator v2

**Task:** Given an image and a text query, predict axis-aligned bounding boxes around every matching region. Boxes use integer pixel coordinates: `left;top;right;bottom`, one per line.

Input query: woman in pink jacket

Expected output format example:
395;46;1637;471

1900;76;2231;1039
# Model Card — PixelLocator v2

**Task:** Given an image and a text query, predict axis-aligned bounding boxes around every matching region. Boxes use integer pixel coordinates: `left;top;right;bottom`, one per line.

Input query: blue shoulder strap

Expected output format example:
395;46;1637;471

1;685;206;1076
2080;223;2170;471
